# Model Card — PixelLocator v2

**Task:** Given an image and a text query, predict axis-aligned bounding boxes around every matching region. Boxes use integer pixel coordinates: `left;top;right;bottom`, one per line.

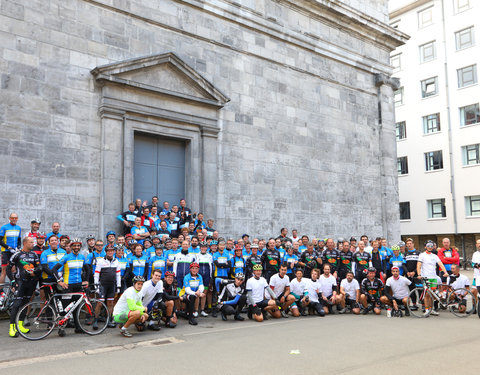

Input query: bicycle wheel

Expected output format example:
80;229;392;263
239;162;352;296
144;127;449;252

16;301;56;340
76;298;109;335
407;288;429;318
447;288;475;317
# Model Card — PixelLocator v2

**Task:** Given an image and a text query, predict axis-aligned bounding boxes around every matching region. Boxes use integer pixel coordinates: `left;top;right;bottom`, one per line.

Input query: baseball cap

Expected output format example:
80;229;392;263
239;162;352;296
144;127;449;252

391;266;400;271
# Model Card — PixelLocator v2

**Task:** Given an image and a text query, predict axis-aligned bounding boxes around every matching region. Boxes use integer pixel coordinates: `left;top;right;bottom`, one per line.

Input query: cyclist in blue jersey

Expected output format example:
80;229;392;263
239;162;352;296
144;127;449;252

86;240;106;284
126;243;149;283
181;262;205;325
40;235;67;289
0;212;22;284
115;246;129;294
148;246;167;280
231;245;246;278
284;246;299;280
173;241;197;290
117;202;141;235
213;242;231;279
130;217;149;245
52;238;90;336
389;246;406;276
188;237;200;254
197;241;213;316
165;239;180;272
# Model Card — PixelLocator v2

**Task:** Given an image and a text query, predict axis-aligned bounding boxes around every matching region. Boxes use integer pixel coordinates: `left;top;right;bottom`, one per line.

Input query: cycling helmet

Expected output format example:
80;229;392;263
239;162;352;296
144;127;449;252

70;238;82;245
106;231;116;238
367;267;376;273
190;262;200;269
37;232;46;239
252;264;263;271
391;245;400;252
132;275;145;284
164;271;175;277
398;241;406;247
210;240;218;246
235;272;245;279
200;241;208;247
86;234;95;240
31;218;41;224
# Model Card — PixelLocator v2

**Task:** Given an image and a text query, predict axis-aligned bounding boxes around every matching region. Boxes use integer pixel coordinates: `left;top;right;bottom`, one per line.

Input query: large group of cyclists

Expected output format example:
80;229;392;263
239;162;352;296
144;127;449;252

1;197;480;340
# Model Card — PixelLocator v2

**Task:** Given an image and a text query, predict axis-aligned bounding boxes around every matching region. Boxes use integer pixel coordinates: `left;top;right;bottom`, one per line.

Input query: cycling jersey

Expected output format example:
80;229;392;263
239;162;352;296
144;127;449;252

261;249;281;276
127;253;149;278
300;250;320;278
197;252;213;286
231;256;245;277
40;248;66;280
56;253;87;284
182;273;204;295
141;279;164;307
338;251;354;276
94;257;121;286
322;249;340;273
404;249;420;274
354;251;371;275
173;252;197;288
361;277;384;301
130;226;149;245
86;250;106;273
46;231;62;241
218;281;245;304
389;255;406;275
284;254;298;274
276;247;286;261
213;251;231;278
8;250;40;281
148;255;167;279
115;254;129;277
0;223;21;252
165;249;180;272
418;252;440;278
113;286;144;318
245;254;261;279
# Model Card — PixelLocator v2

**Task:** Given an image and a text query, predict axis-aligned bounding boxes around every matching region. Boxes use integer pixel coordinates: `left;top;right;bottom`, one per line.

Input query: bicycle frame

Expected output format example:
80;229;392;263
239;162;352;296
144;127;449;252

419;281;458;309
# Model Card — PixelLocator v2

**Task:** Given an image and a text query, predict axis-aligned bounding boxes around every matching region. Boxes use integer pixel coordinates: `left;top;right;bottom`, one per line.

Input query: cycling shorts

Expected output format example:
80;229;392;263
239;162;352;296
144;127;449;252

98;282;116;300
114;312;129;324
1;252;12;267
256;299;269;309
427;277;441;289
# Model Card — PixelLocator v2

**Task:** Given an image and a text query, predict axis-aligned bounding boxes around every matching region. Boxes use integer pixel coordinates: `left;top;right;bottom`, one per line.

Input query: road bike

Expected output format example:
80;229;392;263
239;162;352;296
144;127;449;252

407;277;475;318
16;284;109;340
0;282;15;315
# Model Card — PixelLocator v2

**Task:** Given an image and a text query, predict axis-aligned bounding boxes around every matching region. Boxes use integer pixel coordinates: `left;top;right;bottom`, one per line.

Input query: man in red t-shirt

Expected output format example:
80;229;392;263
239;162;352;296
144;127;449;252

437;238;460;277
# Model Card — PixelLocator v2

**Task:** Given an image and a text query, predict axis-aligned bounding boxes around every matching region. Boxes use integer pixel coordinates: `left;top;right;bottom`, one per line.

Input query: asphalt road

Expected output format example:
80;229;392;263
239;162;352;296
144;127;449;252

1;304;479;374
0;269;478;374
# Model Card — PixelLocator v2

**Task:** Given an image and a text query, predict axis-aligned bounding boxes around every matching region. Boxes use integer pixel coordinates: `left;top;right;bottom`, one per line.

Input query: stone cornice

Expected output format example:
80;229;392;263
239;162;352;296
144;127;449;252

84;0;409;75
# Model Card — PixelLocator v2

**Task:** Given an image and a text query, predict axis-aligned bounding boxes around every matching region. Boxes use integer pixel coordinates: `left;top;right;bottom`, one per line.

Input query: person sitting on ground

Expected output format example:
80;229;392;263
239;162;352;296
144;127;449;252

246;264;280;322
380;266;411;317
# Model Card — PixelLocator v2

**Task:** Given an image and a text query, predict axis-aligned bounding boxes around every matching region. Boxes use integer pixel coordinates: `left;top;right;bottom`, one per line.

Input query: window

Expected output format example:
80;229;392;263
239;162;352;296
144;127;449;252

391;53;401;72
396;121;407;140
423;113;441;133
390;21;400;29
457;65;477;88
400;202;411;220
466;195;480;216
460;103;480;126
419;41;436;63
421;77;438;98
454;0;470;14
418;7;433;28
394;87;404;106
428;199;446;218
425;150;443;171
397;156;408;175
462;144;480;165
455;27;474;50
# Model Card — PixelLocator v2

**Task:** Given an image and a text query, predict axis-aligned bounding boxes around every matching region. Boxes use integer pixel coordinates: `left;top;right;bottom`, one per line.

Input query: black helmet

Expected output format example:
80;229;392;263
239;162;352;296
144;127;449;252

132;275;145;284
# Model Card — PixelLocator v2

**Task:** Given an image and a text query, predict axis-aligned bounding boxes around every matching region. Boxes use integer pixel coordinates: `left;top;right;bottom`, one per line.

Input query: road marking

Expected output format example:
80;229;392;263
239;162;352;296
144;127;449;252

0;337;183;369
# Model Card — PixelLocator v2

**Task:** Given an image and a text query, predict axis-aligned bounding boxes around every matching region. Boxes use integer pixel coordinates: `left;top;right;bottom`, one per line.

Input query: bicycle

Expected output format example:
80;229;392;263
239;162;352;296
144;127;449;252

407;277;475;318
0;282;15;315
15;284;110;340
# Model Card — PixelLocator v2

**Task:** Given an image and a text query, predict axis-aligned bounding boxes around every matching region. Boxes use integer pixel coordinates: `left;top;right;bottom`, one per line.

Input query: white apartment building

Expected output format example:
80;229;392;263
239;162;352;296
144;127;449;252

389;0;480;258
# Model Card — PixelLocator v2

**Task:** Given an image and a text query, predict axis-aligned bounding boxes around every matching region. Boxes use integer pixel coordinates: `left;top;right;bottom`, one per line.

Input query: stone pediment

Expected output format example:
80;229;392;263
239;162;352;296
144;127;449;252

91;52;230;108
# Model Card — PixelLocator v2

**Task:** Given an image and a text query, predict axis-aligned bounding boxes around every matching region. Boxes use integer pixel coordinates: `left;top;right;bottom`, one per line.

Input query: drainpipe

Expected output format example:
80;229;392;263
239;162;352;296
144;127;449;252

440;0;459;241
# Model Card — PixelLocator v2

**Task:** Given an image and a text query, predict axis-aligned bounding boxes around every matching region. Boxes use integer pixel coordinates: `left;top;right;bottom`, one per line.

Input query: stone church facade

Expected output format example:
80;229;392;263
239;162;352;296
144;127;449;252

0;0;407;240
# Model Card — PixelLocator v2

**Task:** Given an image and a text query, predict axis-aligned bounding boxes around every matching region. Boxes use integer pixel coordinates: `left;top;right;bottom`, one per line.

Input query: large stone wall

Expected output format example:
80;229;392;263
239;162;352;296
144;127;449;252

0;0;407;240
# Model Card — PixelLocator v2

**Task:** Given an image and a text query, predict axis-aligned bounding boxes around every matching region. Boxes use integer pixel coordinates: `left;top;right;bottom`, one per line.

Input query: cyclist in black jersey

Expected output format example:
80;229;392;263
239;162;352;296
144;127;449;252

7;237;41;337
298;242;322;279
360;267;384;315
338;241;354;281
245;244;261;279
260;239;281;282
